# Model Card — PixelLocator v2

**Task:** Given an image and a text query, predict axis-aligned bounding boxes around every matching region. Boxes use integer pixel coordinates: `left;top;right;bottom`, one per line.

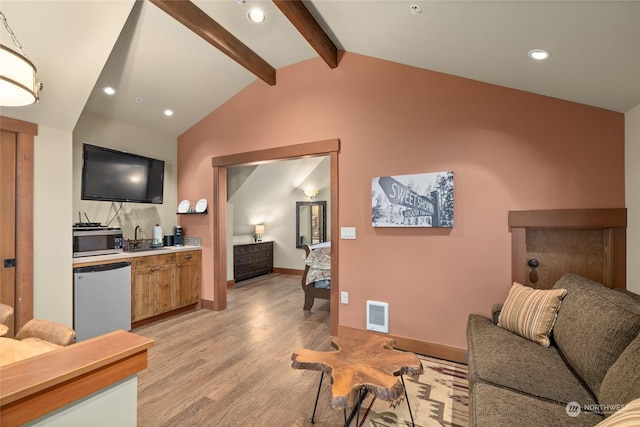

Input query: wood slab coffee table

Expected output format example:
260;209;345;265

291;335;423;426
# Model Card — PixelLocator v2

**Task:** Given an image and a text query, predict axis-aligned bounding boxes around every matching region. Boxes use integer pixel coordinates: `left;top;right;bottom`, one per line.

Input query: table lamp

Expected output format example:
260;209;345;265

255;224;265;242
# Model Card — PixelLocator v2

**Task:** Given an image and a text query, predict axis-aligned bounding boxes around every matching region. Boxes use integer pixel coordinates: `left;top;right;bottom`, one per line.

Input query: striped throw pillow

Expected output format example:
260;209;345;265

497;282;567;347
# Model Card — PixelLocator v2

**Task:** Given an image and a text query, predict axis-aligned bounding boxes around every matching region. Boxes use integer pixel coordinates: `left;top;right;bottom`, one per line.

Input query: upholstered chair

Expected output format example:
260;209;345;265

15;319;75;346
0;303;14;326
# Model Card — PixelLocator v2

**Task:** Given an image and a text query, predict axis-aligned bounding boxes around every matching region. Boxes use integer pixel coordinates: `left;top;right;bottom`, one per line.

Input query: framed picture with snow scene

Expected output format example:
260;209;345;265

372;171;454;227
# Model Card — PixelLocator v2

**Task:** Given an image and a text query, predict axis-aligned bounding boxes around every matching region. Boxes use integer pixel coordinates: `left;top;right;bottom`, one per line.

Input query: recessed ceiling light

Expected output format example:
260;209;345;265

136;97;144;104
528;49;551;60
103;86;116;95
247;8;266;23
164;109;174;117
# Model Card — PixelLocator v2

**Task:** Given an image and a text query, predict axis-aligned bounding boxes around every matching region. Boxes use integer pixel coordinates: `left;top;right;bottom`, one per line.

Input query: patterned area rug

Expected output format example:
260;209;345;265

357;355;469;427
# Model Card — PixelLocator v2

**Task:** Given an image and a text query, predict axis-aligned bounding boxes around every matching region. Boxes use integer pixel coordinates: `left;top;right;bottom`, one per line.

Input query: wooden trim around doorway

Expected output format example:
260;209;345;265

211;138;340;335
0;116;37;331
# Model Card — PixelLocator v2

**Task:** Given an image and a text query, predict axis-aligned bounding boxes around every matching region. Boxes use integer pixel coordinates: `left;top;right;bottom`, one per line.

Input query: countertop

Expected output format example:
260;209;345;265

72;245;202;265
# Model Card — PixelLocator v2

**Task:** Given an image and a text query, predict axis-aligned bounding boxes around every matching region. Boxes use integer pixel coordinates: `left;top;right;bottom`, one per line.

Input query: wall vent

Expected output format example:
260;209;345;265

366;300;389;333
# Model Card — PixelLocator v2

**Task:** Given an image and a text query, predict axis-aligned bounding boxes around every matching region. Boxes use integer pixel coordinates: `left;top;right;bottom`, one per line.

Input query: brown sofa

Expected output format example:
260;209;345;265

467;274;640;426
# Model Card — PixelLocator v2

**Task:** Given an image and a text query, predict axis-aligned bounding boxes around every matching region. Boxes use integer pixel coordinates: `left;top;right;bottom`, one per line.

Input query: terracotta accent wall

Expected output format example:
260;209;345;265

178;53;624;349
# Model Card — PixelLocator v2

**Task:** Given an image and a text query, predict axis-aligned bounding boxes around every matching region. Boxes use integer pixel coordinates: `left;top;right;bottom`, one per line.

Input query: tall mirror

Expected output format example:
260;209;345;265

296;201;327;248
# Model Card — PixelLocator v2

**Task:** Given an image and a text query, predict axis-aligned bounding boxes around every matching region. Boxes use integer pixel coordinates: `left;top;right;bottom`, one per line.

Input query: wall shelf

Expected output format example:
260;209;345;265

176;210;207;215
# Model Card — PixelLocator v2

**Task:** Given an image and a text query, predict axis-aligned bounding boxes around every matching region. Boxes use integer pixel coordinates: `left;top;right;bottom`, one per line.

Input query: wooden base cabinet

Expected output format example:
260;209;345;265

176;250;200;307
131;254;175;322
131;250;201;323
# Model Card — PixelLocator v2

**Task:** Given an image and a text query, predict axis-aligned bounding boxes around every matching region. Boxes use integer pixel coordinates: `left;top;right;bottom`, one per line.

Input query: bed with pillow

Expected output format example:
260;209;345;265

301;242;331;311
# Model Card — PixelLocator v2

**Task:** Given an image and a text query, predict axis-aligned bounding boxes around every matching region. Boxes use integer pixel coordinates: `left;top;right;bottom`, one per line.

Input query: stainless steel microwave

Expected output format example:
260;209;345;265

73;227;124;258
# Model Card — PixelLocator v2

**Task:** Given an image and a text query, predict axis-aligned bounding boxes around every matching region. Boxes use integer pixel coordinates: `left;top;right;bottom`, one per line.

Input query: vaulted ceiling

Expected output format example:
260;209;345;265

2;0;639;137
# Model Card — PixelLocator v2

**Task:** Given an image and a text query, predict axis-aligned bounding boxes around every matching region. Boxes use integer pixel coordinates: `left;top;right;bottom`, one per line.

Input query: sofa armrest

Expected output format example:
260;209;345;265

491;304;503;324
15;319;75;346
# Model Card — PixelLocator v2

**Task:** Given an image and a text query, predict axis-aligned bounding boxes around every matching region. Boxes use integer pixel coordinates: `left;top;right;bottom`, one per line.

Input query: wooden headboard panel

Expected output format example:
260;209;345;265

509;209;627;290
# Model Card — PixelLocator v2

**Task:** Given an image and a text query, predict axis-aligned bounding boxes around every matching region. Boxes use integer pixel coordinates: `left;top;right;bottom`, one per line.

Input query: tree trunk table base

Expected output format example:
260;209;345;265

291;335;424;426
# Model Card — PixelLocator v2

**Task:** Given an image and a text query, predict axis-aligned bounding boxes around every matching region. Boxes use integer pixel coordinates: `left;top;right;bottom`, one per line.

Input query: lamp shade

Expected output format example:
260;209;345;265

303;189;319;198
255;225;265;235
0;44;38;106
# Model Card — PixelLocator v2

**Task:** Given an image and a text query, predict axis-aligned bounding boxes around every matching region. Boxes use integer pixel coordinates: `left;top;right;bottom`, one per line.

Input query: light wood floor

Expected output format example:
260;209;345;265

133;273;346;426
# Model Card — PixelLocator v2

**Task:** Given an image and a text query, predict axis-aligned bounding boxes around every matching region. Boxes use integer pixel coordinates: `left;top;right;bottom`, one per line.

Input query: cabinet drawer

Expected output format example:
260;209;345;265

132;253;175;269
234;253;254;265
255;260;273;272
235;264;256;277
233;245;249;256
253;250;272;262
234;242;270;254
176;251;199;264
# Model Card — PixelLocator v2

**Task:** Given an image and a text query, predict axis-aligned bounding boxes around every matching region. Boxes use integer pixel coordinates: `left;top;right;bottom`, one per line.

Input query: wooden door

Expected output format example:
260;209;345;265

153;264;175;315
0;117;36;333
0;130;17;334
176;251;200;307
131;266;154;322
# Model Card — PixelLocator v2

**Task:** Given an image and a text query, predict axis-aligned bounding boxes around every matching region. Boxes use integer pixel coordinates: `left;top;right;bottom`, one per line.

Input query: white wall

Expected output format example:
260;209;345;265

29;117;146;427
32;111;179;327
228;157;329;270
626;103;640;294
73;112;178;240
26;377;137;427
33;125;74;325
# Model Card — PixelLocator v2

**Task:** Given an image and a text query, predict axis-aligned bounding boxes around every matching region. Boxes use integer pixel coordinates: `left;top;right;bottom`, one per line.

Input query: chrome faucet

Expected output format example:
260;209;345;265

134;225;142;241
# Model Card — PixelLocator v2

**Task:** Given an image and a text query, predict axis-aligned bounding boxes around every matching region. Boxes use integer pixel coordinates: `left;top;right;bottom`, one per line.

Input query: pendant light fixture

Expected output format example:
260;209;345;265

0;11;41;106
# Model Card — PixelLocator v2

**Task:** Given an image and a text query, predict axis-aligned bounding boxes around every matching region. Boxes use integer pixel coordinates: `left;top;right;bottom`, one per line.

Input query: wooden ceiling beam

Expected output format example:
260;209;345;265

150;0;276;85
273;0;338;69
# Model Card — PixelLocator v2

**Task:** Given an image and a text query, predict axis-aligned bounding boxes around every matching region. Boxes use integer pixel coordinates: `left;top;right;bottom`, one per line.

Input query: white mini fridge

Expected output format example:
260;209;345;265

73;261;131;341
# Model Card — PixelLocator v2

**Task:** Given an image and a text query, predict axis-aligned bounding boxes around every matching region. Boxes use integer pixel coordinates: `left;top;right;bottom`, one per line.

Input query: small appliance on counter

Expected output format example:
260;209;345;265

152;224;163;247
73;227;123;258
174;226;184;247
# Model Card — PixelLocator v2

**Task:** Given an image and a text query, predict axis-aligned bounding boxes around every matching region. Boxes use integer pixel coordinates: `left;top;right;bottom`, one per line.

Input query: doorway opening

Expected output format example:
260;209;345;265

211;138;340;335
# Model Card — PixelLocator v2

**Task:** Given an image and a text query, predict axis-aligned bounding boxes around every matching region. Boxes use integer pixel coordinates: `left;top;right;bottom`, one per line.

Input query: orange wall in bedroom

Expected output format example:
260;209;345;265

177;52;624;350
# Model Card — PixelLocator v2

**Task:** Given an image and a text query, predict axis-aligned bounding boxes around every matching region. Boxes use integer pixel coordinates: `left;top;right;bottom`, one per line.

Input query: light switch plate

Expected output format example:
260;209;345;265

341;227;356;239
341;291;349;304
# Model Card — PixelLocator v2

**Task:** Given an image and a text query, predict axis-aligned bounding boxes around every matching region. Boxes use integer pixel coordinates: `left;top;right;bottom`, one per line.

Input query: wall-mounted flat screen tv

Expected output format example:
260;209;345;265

81;143;164;204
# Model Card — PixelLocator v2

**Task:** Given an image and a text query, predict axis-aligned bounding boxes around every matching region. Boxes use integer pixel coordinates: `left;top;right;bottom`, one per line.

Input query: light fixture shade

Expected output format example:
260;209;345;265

304;189;319;198
0;44;38;106
255;225;265;235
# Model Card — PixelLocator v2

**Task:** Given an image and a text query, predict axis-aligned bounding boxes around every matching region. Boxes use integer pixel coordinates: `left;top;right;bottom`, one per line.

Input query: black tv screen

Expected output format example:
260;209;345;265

81;143;164;204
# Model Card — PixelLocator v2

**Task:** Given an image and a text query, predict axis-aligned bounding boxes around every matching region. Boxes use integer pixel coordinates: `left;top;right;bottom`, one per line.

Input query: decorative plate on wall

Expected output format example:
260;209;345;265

195;199;208;213
178;200;190;213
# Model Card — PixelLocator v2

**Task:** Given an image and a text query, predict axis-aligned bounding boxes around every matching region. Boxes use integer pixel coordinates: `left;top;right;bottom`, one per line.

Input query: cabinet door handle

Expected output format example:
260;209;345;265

184;254;192;260
177;263;181;267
